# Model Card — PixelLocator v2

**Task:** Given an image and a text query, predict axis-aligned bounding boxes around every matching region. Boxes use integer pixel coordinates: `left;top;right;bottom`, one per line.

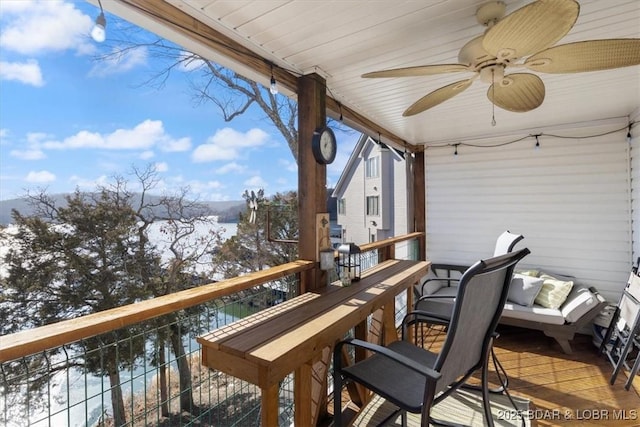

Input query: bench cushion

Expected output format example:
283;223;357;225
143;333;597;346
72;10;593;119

501;302;565;325
561;286;601;323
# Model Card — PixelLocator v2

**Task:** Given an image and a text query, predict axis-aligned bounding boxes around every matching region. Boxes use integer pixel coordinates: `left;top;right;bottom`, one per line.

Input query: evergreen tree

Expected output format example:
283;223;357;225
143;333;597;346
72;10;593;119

213;190;299;279
0;167;223;424
1;189;153;426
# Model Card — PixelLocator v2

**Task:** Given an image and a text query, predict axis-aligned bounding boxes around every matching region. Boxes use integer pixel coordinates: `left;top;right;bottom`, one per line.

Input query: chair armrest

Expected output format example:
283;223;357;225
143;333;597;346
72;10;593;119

335;338;441;381
431;263;469;278
401;309;454;338
420;263;468;295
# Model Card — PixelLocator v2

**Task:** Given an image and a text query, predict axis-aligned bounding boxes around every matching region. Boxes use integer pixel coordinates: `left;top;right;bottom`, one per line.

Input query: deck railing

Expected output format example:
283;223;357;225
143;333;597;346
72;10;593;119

0;232;423;426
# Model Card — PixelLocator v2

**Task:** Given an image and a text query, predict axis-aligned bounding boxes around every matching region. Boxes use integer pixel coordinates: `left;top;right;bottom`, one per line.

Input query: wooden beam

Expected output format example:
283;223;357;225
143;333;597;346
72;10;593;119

326;97;416;153
413;151;426;261
298;74;328;291
112;1;415;153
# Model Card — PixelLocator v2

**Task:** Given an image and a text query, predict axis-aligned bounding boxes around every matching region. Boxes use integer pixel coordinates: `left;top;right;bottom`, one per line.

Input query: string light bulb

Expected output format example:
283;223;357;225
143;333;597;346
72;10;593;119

269;65;278;95
454;144;459;157
535;134;540;150
91;0;106;43
627;124;632;144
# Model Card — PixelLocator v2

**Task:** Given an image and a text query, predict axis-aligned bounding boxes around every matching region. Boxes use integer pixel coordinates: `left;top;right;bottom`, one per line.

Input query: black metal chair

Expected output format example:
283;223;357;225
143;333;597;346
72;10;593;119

333;248;530;427
416;230;524;301
413;230;524;393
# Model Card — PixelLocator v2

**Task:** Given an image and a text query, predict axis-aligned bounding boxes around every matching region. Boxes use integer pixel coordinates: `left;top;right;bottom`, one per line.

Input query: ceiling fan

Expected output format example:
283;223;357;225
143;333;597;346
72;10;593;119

362;0;640;117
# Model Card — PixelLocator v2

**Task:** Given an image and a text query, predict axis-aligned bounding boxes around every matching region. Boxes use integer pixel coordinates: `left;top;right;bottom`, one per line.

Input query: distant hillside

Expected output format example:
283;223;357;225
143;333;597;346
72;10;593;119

0;194;246;225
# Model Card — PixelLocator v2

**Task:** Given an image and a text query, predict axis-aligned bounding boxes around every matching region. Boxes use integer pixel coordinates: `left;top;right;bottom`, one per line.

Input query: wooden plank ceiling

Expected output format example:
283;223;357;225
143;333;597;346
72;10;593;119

107;0;639;149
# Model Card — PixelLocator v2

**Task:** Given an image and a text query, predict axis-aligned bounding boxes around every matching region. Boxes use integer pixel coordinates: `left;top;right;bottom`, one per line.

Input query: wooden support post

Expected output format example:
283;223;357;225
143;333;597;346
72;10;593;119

382;304;397;345
369;310;384;346
298;73;328;291
413;150;426;261
295;362;313;426
341;346;366;407
311;347;331;424
261;383;280;427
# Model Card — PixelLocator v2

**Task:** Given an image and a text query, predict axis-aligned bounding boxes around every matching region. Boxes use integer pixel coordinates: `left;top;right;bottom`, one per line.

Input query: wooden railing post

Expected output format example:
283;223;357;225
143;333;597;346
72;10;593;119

298;73;328;292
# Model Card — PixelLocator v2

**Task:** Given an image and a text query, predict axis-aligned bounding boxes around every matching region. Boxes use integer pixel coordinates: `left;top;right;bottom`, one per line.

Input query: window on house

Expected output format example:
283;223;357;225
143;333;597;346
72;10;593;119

338;198;346;215
366;196;379;216
365;156;379;178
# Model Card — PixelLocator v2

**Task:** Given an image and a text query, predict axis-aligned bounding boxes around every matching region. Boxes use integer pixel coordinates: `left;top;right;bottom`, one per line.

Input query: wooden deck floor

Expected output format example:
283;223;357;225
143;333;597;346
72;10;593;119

490;325;639;426
329;325;640;426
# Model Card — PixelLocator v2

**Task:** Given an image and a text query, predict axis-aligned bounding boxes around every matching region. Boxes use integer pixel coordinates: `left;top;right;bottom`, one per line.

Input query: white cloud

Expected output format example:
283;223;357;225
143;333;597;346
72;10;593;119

89;46;148;77
0;128;9;144
25;170;56;183
192;128;269;163
140;150;155;160
10;148;45;160
244;175;267;188
0;0;95;56
0;60;44;86
215;162;246;174
278;158;297;173
9;132;50;160
178;51;206;72
160;137;191;152
69;174;109;190
40;120;191;152
155;162;169;172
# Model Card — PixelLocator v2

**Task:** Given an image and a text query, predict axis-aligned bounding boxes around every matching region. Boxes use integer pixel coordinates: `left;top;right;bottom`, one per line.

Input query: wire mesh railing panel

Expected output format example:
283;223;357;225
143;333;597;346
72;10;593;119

1;277;298;427
2;235;422;427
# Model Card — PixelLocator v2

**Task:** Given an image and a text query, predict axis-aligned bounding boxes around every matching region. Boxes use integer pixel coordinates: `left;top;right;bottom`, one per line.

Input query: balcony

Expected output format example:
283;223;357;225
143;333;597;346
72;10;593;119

1;232;637;426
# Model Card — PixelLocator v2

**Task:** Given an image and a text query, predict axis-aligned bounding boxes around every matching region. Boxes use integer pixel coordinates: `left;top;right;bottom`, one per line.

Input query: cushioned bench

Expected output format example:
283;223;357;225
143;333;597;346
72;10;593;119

416;266;607;354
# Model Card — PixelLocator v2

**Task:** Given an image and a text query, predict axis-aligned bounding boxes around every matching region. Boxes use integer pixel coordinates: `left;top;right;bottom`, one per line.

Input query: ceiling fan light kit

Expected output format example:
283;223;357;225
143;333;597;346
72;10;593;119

363;0;640;118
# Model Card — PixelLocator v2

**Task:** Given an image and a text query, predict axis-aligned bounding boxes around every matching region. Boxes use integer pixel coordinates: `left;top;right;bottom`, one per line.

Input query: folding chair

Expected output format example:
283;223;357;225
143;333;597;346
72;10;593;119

600;269;640;390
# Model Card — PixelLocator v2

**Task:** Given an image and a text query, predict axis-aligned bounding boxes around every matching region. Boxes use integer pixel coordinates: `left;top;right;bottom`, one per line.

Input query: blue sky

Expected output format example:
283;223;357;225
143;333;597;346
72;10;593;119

0;0;356;201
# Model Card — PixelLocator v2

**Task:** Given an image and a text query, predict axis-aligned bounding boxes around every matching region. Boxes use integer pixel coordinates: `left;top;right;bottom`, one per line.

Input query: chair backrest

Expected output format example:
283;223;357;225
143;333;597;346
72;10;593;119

433;248;530;393
617;273;640;333
493;230;524;256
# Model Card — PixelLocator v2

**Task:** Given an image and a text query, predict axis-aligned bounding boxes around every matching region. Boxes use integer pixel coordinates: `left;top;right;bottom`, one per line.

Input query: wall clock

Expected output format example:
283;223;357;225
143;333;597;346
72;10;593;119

311;126;337;165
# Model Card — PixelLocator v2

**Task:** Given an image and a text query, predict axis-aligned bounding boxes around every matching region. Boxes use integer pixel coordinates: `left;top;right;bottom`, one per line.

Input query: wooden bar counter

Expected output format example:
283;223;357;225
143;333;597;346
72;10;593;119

197;259;430;426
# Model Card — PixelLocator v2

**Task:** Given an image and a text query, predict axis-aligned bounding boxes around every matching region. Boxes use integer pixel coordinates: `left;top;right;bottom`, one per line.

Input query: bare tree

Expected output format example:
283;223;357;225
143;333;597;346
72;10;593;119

95;36;300;161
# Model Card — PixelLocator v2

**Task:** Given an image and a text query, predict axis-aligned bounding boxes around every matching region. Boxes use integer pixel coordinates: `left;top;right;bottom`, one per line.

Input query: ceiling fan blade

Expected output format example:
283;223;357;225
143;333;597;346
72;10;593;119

483;0;579;61
403;79;473;116
458;35;496;67
487;73;545;112
525;39;640;73
362;64;470;78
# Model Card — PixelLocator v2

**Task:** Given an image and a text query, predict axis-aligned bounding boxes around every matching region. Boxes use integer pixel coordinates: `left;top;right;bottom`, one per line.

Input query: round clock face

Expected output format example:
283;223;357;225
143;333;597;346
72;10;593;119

312;127;337;164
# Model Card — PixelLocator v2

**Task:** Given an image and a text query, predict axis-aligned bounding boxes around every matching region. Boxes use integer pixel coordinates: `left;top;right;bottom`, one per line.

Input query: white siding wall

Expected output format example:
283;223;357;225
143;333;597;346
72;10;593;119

336;140;410;246
425;120;634;303
338;156;368;245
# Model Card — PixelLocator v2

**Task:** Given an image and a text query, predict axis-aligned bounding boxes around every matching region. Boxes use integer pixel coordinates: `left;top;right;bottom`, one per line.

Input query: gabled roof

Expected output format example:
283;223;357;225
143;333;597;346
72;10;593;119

332;134;404;198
